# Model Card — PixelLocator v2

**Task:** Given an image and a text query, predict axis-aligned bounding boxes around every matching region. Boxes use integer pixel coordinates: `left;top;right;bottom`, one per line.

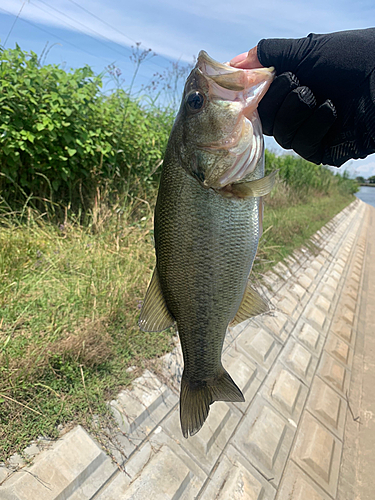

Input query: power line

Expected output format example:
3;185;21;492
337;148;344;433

4;1;26;46
0;5;107;61
1;2;190;78
10;1;169;72
32;0;135;61
29;1;161;80
64;0;172;67
0;5;156;84
65;0;139;45
32;0;170;73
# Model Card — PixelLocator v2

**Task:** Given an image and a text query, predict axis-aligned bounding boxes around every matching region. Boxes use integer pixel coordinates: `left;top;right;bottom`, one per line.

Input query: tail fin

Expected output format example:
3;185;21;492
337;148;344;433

180;369;244;438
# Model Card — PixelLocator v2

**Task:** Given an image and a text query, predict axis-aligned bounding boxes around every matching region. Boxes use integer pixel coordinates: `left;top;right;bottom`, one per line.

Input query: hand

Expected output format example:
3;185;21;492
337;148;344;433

230;29;375;167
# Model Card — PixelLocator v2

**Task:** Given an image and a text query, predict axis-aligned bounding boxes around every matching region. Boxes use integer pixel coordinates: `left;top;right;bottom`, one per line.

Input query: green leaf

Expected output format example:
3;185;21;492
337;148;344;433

25;131;35;143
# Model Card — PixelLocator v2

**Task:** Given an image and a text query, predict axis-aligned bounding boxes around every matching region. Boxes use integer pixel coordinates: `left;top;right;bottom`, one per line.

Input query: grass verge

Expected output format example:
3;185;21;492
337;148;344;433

256;190;356;273
0;189;355;461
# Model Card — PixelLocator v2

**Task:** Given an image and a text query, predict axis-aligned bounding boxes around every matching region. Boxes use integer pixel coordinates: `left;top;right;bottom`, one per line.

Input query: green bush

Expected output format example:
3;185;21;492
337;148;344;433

0;44;357;216
0;45;173;212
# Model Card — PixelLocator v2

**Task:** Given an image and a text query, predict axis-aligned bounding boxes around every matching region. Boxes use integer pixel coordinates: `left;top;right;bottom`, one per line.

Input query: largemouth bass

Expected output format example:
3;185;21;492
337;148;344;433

139;51;275;438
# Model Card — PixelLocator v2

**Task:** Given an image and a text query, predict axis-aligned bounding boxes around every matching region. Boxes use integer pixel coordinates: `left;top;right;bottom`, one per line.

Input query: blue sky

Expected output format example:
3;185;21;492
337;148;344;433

1;0;375;177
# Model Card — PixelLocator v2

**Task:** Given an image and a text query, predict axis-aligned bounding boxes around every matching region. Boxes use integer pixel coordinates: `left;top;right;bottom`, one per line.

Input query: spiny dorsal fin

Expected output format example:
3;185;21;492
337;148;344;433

138;268;175;332
231;281;269;326
228;170;278;198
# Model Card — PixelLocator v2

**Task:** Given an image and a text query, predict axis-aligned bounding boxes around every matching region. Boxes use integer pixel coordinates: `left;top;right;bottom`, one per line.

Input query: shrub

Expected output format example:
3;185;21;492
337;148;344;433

0;45;173;212
0;44;357;217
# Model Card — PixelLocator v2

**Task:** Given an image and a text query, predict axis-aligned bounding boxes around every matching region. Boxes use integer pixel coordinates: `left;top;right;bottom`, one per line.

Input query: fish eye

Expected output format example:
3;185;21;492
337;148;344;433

186;91;205;112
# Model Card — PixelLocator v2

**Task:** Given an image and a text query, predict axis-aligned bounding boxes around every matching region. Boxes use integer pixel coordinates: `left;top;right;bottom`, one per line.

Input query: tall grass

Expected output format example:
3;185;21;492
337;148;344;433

265;150;358;202
0;201;175;459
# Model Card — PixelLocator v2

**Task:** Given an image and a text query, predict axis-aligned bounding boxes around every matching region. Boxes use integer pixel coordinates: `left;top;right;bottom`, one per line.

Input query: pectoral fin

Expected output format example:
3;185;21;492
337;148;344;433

231;281;269;326
138;268;175;332
226;170;278;198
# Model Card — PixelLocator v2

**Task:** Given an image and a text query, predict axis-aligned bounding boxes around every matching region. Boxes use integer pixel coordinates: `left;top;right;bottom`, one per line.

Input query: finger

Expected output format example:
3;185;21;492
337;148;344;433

291;99;337;164
230;46;262;69
273;86;317;149
229;52;249;67
258;72;299;135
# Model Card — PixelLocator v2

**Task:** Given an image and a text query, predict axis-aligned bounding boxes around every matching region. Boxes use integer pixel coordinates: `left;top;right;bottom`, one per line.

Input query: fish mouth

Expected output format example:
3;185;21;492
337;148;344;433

195;50;275;110
196;51;274;188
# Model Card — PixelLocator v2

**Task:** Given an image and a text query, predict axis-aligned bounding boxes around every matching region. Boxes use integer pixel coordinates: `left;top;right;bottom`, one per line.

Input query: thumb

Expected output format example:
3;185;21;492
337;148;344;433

230;46;263;69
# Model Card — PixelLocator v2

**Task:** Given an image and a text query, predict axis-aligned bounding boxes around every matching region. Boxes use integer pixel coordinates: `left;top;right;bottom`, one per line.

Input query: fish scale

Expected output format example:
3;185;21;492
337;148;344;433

155;154;262;381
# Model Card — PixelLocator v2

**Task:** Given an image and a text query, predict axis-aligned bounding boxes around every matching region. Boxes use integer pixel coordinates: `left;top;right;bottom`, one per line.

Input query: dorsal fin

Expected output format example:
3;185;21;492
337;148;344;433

230;281;269;326
138;268;175;332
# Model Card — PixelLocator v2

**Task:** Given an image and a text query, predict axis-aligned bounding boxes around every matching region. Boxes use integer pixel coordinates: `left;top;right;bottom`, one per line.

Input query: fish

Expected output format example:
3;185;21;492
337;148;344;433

139;51;275;438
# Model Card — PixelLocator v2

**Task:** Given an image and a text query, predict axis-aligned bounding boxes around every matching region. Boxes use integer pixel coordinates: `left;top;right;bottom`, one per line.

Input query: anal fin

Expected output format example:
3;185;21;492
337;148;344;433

138;268;175;332
231;281;269;326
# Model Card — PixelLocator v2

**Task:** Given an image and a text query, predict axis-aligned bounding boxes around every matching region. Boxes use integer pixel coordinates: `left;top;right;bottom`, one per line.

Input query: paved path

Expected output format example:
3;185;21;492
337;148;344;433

1;199;373;499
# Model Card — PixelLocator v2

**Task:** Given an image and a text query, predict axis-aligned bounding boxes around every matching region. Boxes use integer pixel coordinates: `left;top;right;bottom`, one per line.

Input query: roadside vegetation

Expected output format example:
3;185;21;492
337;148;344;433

0;45;358;460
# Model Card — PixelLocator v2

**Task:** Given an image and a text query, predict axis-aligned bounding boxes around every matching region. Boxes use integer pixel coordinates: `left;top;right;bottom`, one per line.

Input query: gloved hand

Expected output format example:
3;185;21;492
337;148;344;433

231;29;375;166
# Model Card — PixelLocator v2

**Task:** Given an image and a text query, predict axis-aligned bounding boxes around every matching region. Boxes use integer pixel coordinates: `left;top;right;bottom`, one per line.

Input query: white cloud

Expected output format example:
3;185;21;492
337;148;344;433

335;157;375;179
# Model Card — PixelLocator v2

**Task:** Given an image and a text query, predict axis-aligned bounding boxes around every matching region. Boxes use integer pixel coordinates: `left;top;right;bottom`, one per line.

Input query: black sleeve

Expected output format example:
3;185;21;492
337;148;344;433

256;29;375;166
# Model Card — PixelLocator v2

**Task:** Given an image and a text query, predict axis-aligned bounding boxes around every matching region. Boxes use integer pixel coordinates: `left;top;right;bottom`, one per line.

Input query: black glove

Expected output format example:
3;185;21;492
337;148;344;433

257;29;375;166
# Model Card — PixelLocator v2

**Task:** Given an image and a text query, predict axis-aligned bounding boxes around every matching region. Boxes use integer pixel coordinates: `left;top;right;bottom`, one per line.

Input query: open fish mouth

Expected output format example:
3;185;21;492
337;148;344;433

195;51;274;188
196;50;274;101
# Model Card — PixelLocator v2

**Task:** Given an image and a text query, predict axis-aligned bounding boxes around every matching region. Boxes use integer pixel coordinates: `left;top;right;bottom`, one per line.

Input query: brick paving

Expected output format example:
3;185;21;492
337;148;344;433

0;199;371;500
